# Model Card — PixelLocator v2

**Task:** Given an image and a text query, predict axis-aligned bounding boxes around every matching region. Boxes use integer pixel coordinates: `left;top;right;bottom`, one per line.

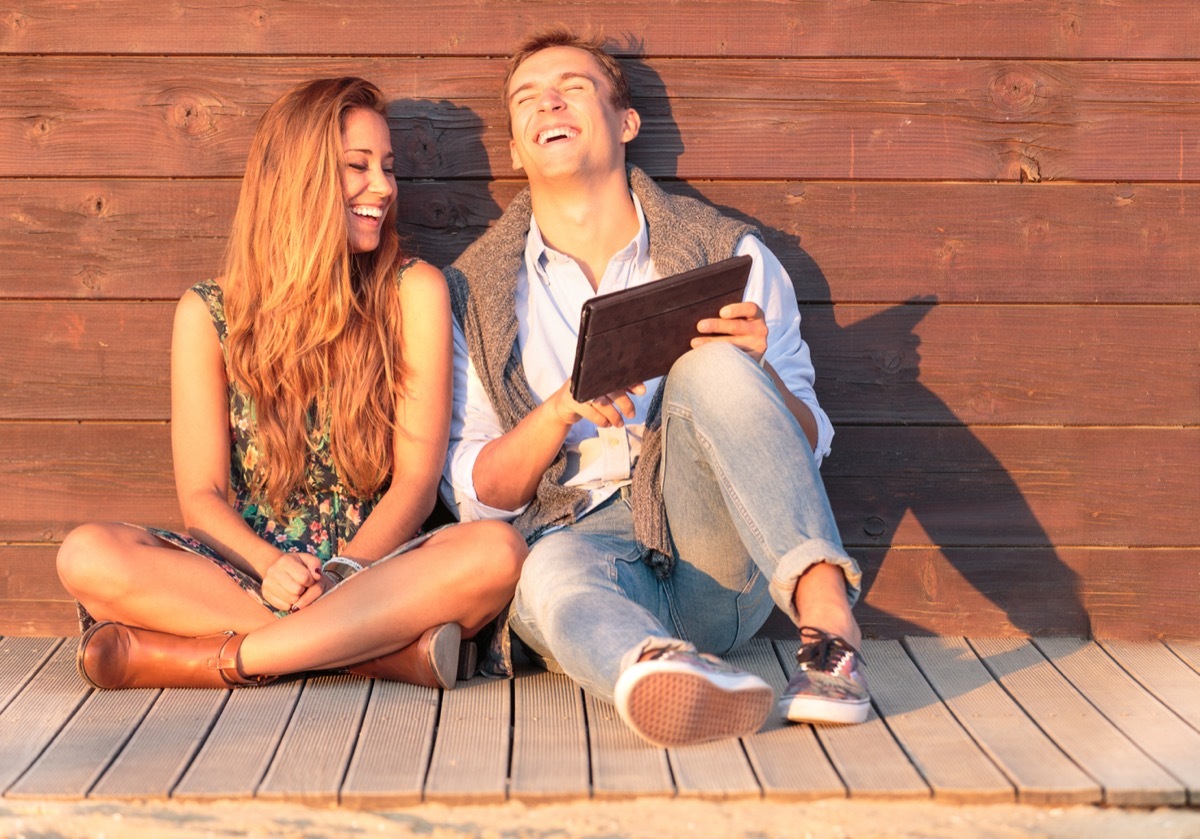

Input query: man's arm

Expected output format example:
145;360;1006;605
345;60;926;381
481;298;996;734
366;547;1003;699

473;379;643;512
444;319;642;517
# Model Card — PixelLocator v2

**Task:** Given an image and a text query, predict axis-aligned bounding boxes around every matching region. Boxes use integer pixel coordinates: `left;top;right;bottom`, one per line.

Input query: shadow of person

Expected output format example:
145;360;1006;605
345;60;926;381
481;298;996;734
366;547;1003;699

616;54;1089;641
386;98;502;268
388;98;501;532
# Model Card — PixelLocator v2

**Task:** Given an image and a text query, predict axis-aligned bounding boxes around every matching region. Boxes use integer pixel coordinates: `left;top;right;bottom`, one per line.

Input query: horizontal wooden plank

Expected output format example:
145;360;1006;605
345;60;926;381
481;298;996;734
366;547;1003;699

827;427;1200;549
0;302;173;419
0;179;234;299
7;300;1194;425
6;180;1198;305
856;548;1200;641
0;422;181;542
811;304;1200;425
3;424;1195;548
0;600;77;637
4;177;1197;305
0;545;67;601
3;2;1198;58
6;58;1200;180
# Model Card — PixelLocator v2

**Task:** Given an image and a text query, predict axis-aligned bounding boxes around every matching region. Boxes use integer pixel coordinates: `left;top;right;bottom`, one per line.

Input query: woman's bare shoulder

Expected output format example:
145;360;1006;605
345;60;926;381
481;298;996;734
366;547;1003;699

397;260;449;303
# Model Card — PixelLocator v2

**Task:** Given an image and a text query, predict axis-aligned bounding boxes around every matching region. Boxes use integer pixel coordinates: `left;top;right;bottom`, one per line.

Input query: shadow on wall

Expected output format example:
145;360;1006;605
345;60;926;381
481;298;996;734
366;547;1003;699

620;54;1088;639
387;98;502;268
388;67;1089;639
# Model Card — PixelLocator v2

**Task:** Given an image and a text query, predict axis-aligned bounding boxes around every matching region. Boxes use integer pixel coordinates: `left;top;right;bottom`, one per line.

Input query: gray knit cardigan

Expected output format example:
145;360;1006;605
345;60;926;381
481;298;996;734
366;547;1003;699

445;165;756;576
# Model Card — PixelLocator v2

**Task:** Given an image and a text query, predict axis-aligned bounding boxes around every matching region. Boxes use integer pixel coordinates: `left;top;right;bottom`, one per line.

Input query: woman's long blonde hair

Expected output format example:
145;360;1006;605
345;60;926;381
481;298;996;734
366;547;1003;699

222;77;406;513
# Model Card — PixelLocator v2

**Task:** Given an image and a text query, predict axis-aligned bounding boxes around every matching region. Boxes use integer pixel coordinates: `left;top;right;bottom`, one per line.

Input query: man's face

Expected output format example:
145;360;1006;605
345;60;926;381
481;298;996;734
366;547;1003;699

506;46;640;182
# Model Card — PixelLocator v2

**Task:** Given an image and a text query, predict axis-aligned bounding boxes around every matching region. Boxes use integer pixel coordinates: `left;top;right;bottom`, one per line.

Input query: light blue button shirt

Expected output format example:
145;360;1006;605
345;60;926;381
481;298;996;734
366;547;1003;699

444;193;833;523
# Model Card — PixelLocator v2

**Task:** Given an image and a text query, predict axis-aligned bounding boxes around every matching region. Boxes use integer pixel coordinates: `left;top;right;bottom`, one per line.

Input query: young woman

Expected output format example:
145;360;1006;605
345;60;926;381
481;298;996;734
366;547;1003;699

56;77;526;690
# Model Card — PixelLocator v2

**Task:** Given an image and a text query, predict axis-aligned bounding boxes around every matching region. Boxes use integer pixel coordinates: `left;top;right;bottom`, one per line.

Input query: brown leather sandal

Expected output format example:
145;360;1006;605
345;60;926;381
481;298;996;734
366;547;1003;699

348;622;476;689
77;620;276;689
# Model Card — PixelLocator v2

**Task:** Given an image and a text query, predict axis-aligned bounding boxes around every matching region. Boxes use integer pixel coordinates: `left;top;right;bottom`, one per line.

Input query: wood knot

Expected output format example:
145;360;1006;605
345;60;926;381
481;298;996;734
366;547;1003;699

251;8;269;27
164;94;219;139
5;11;28;31
1024;218;1050;242
936;239;963;265
422;198;466;230
872;350;904;374
989;68;1042;114
76;265;104;292
400;119;443;174
82;194;110;218
27;116;54;140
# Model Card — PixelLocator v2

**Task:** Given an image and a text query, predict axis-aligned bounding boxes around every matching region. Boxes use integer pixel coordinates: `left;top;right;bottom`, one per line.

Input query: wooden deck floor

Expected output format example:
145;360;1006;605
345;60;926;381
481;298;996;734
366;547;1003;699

1;635;1199;809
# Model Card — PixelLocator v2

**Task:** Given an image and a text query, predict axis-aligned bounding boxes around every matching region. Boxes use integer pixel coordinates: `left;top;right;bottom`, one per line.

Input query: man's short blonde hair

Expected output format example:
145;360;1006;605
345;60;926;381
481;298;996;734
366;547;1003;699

502;25;633;134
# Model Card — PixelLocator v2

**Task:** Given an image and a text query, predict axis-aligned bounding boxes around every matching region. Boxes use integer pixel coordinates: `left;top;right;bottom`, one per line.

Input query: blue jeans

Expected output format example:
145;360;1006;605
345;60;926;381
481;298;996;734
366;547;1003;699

510;344;861;702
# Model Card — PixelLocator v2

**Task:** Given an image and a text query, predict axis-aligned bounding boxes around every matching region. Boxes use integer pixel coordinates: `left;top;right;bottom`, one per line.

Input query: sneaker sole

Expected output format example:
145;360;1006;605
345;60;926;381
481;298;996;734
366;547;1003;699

779;694;870;725
619;670;774;747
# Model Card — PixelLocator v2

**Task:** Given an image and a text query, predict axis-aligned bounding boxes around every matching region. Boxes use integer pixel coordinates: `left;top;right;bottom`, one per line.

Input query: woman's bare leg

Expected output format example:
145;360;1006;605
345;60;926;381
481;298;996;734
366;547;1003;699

57;522;276;636
236;520;525;676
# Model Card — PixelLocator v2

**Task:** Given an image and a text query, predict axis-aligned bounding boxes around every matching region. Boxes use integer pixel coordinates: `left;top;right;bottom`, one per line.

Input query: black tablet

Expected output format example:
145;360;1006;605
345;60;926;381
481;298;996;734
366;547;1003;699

569;255;753;402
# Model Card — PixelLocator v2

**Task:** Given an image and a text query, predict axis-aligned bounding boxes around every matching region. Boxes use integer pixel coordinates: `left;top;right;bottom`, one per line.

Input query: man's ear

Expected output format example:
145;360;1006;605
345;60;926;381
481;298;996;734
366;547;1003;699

509;137;524;172
620;108;641;144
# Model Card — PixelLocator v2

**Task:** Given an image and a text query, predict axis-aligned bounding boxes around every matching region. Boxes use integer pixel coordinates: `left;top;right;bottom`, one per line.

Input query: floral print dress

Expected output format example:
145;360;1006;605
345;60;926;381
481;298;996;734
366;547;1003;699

79;269;417;629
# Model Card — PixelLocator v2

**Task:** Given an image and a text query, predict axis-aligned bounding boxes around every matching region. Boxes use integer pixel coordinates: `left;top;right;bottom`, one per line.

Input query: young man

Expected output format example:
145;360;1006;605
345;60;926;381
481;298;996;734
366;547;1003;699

442;26;869;746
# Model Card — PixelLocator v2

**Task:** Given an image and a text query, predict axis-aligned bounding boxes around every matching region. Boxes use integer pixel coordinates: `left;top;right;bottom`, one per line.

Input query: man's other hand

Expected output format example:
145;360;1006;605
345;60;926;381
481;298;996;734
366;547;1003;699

693;301;768;364
550;380;646;429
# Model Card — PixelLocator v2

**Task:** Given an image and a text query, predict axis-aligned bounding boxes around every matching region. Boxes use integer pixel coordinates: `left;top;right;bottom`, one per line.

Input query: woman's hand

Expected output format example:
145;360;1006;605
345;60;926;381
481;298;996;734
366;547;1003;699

289;570;336;612
260;551;322;611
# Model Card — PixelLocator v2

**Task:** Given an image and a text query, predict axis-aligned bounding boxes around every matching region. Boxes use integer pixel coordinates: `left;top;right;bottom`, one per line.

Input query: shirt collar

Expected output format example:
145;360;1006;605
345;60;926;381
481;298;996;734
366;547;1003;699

526;192;651;286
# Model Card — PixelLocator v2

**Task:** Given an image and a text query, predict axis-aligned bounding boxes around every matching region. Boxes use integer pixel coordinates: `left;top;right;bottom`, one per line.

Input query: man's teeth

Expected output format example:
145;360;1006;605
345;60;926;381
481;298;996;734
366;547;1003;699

351;206;382;218
538;127;579;145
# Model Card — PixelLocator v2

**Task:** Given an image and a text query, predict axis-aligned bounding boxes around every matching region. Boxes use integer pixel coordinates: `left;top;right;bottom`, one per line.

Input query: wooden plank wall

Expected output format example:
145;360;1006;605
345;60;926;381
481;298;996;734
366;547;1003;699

1;2;1197;638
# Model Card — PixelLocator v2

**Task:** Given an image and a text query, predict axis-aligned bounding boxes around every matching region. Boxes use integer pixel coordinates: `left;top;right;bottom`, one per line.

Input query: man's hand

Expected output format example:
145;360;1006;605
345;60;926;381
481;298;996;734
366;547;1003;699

548;380;646;429
693;301;769;363
261;551;322;612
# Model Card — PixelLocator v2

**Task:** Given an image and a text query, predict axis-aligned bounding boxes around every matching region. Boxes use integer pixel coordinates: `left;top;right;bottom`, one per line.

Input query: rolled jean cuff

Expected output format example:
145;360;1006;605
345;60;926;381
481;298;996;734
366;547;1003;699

618;636;696;676
769;538;863;622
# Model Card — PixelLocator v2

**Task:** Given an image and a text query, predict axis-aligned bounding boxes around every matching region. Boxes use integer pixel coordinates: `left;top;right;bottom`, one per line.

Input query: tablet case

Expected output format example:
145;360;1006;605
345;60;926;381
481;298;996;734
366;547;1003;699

569;254;753;402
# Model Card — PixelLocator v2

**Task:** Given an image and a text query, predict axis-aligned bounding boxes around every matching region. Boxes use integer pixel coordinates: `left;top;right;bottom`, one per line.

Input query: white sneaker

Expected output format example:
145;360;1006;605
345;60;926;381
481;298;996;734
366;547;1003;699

613;648;773;747
778;626;870;725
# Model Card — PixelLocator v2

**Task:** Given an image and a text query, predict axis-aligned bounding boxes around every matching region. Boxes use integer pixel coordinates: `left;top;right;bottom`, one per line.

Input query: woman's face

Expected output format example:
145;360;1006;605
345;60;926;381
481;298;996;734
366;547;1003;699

341;107;397;254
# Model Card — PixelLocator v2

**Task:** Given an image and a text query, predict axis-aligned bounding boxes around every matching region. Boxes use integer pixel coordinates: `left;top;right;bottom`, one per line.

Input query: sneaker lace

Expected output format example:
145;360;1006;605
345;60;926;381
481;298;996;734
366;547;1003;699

795;627;859;675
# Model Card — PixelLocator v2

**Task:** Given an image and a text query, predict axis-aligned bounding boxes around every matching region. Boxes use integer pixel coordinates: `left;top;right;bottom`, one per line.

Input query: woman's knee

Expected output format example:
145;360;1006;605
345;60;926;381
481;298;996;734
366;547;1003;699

468;520;527;589
442;520;526;594
56;522;139;599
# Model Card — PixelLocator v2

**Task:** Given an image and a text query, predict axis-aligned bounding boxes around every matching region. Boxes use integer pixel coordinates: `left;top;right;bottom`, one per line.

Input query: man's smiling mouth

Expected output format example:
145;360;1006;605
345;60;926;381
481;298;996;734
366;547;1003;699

537;127;579;145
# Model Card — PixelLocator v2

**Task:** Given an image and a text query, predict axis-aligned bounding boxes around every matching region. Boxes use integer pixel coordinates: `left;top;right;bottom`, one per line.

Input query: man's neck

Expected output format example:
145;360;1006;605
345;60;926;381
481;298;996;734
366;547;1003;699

528;169;640;289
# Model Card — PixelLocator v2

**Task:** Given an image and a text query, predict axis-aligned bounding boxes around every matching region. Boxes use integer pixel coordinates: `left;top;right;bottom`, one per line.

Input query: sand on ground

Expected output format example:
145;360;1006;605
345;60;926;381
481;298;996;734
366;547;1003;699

3;797;1200;838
